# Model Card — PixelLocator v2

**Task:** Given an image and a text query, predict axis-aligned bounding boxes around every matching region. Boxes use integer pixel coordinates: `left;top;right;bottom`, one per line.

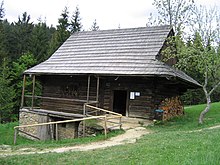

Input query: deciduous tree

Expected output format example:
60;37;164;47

148;0;195;34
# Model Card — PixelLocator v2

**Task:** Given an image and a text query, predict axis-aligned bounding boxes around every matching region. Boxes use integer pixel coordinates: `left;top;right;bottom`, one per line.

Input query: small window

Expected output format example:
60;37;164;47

130;92;140;99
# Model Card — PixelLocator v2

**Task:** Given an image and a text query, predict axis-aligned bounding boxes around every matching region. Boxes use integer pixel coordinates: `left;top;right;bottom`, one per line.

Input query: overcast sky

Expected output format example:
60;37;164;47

3;0;220;30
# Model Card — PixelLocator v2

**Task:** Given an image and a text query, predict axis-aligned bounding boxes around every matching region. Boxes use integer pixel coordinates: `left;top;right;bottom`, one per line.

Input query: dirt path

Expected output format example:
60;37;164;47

0;127;151;157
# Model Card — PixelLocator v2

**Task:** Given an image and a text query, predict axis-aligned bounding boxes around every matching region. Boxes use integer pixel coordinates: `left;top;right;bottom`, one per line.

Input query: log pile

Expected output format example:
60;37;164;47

158;96;184;121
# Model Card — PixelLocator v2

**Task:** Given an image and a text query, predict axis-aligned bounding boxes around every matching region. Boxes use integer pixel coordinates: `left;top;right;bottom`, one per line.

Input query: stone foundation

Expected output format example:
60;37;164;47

19;109;80;141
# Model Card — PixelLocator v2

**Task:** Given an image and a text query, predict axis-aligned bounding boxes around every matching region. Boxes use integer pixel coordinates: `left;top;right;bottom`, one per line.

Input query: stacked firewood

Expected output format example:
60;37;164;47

158;96;184;120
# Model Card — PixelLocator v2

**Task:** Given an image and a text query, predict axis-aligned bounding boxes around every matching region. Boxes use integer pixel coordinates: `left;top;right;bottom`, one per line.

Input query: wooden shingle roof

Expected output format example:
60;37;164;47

25;25;200;87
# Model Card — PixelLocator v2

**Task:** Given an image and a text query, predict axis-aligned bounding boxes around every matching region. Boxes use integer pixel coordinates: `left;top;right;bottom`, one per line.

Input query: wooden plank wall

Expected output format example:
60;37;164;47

101;77;155;119
40;75;97;114
39;75;183;119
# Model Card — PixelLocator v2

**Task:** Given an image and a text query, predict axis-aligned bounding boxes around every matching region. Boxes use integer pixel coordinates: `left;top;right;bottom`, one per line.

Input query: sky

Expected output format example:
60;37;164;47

3;0;220;31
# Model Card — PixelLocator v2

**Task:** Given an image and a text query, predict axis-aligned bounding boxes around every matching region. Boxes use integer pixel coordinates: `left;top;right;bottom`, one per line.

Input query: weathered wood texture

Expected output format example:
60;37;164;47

39;75;185;119
158;96;184;120
40;75;97;114
101;77;155;119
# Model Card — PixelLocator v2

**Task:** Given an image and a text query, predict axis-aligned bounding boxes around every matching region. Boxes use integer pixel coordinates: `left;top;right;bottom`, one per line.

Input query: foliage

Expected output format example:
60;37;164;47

0;4;83;122
0;20;8;61
90;19;100;31
13;12;34;60
0;0;4;20
48;6;70;56
0;58;15;123
148;0;195;34
10;53;38;114
69;6;82;33
30;21;54;62
1;103;220;164
150;0;220;123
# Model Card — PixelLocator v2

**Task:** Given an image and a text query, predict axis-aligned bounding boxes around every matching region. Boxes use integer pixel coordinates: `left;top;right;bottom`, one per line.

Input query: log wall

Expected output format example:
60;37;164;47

40;75;97;114
101;77;155;119
39;75;184;119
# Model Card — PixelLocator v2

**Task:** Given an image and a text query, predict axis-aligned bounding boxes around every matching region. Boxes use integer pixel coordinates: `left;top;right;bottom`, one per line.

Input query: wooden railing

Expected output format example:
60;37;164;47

16;95;122;144
85;104;122;130
14;115;108;145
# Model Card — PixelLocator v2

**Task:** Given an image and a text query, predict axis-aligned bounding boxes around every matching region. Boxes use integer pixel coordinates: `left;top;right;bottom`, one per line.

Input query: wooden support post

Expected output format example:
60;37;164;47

96;76;100;107
119;117;122;130
55;123;58;141
20;75;26;108
14;128;17;145
83;75;91;137
104;116;107;139
31;75;36;110
86;75;91;103
83;104;86;137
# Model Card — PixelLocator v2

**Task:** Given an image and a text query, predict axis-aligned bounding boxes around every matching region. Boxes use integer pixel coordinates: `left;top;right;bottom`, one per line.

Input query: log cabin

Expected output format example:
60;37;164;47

18;25;200;140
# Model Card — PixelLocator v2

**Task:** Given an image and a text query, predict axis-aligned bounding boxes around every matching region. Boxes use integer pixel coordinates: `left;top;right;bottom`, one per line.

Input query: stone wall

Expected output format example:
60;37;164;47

19;109;41;140
19;109;80;141
57;122;80;139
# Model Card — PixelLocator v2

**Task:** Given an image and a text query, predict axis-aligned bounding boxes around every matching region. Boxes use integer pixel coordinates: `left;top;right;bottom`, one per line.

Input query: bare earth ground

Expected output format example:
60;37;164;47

0;126;151;157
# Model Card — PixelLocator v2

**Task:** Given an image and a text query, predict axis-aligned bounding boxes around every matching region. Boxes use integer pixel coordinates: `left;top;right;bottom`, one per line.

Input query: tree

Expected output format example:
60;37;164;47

48;7;70;56
0;0;4;21
190;6;220;124
10;53;38;114
90;19;99;31
149;1;220;124
0;58;15;123
31;21;53;62
69;6;82;33
13;12;34;59
0;21;7;62
171;6;220;124
148;0;195;34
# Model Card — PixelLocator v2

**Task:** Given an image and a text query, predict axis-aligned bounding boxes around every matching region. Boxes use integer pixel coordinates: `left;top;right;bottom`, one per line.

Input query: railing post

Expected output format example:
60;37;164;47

104;116;107;139
55;123;58;141
83;104;86;137
14;128;17;145
119;116;122;130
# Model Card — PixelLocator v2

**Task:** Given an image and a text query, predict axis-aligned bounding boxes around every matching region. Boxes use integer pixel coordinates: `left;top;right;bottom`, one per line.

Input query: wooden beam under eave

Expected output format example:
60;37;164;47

20;74;26;108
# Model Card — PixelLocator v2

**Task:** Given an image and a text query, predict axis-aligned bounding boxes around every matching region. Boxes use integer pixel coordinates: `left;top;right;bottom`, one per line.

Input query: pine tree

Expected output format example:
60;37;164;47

0;0;4;21
0;58;15;123
69;6;82;33
13;12;34;59
48;7;70;56
31;21;53;62
90;19;99;31
0;21;7;62
10;53;38;114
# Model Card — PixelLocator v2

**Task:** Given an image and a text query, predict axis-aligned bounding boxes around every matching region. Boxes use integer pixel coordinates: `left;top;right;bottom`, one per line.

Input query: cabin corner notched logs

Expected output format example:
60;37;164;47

158;96;184;121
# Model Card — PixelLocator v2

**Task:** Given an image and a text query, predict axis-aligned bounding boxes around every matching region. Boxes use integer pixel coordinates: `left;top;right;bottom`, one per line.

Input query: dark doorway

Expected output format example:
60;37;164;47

113;90;127;116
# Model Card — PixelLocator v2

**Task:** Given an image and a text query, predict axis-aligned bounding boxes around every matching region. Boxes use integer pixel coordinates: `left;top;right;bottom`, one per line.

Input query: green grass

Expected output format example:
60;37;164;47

1;102;220;164
150;102;220;132
0;122;124;150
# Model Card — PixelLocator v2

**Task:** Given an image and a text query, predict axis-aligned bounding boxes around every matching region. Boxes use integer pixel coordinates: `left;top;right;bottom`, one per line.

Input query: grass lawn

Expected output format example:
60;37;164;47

0;121;124;150
1;102;220;164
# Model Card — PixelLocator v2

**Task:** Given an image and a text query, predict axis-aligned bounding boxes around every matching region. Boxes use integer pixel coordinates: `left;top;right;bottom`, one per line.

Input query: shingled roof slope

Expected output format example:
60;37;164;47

25;25;200;87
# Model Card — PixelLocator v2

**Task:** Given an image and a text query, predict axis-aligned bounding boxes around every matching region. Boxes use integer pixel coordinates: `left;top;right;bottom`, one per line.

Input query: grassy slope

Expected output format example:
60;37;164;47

1;102;220;164
0;121;124;149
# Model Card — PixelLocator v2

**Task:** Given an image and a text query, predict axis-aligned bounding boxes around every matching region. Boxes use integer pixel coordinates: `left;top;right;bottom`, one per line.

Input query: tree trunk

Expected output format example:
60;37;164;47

198;94;211;124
